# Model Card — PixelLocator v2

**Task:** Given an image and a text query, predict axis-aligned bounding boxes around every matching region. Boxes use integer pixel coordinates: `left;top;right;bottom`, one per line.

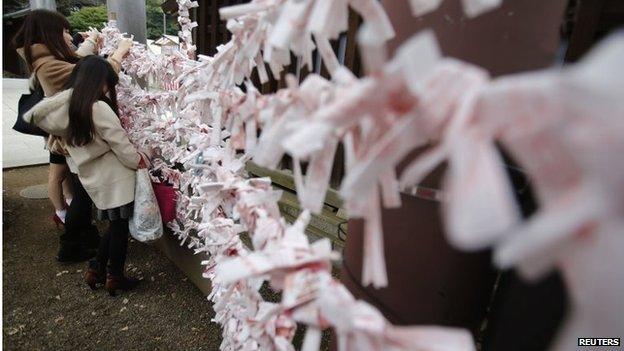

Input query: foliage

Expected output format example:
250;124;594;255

57;0;104;16
3;0;29;14
2;0;104;16
67;5;108;33
2;0;179;40
65;0;178;40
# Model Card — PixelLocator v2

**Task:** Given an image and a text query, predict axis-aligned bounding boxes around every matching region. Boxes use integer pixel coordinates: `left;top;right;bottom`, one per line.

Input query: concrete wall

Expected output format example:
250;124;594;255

107;0;147;44
29;0;56;10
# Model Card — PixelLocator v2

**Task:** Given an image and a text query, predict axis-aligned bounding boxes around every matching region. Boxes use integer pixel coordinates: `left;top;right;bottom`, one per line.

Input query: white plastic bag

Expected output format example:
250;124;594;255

129;169;163;243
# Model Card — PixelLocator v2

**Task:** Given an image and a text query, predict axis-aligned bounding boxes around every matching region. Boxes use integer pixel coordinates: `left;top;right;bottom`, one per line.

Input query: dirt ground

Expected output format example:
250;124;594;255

2;165;222;350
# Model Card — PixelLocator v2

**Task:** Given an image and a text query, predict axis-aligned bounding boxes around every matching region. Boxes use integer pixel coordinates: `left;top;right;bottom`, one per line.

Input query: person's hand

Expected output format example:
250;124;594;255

138;157;149;169
110;38;134;67
138;151;151;169
138;158;148;169
82;27;100;43
116;38;134;57
143;147;154;158
47;136;69;156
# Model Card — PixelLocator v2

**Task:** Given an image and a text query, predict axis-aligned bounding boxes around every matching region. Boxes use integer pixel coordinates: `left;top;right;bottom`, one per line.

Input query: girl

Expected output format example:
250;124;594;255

13;9;132;262
25;56;149;296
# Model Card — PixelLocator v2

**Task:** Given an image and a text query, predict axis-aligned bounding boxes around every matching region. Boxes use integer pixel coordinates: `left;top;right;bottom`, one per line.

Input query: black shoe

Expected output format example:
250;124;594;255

81;224;101;250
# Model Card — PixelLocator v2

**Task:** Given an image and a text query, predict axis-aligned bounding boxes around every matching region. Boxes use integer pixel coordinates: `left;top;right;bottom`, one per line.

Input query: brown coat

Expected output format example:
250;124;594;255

16;41;121;97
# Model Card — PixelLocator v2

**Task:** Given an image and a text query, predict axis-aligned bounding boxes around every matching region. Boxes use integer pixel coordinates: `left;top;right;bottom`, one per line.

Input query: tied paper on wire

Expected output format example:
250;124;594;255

97;0;624;350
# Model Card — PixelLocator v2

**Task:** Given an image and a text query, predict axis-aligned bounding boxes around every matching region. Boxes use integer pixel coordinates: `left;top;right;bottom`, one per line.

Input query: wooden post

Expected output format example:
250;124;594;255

107;0;147;44
29;0;56;10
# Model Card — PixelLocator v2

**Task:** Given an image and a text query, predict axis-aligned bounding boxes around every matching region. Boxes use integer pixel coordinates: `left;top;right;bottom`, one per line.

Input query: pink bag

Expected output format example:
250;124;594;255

152;182;177;224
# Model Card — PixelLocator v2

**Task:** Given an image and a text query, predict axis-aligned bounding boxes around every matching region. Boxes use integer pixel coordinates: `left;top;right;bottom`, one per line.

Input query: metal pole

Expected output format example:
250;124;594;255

107;0;147;44
163;13;167;36
29;0;56;10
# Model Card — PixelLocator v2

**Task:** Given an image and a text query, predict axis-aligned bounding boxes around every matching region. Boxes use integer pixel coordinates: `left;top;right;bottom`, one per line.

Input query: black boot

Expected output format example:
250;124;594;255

57;240;95;263
81;224;101;250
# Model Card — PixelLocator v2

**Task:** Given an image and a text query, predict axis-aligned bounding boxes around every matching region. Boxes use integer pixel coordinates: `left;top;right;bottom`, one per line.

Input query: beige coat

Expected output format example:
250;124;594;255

24;89;141;210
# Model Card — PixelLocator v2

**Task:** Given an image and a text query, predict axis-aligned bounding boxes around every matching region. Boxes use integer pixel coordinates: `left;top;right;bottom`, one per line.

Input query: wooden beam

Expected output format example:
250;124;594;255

154;230;212;295
210;0;219;55
161;0;178;14
344;8;361;75
246;161;344;209
565;0;607;62
278;191;347;252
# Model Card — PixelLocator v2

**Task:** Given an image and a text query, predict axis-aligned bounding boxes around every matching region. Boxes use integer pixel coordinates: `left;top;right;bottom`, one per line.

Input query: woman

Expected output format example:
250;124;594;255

25;56;149;296
12;9;132;262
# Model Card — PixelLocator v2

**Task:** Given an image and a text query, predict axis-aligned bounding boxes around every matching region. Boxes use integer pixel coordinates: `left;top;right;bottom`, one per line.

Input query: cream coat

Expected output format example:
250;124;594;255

24;89;141;210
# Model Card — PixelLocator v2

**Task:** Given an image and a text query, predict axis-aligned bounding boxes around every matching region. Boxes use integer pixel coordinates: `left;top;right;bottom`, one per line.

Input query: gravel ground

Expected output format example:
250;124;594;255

3;165;222;350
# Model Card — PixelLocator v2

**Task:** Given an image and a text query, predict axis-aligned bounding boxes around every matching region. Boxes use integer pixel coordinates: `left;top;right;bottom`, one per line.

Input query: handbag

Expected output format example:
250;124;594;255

13;82;48;137
152;182;177;224
129;169;163;243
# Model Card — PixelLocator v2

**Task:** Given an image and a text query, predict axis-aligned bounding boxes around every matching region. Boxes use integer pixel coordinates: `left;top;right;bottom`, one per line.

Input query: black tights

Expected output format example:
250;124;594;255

96;218;129;276
63;174;93;245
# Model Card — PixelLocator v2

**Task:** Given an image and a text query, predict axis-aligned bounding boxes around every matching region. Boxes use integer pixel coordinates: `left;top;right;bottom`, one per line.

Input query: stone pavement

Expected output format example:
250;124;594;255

2;78;49;169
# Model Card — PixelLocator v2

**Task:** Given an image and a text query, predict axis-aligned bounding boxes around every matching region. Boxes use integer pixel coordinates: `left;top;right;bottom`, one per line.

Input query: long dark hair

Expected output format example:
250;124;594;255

65;56;120;147
12;9;79;69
